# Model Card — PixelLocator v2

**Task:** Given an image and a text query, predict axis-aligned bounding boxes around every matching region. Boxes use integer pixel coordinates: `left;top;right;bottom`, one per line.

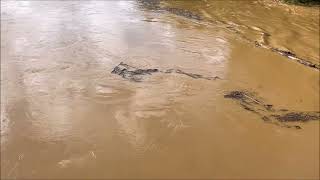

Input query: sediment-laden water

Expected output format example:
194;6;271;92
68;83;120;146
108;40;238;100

1;0;319;179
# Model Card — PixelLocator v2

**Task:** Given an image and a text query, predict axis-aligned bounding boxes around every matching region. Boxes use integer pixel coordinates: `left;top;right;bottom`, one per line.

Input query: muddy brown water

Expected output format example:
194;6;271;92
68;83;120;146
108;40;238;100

1;0;319;179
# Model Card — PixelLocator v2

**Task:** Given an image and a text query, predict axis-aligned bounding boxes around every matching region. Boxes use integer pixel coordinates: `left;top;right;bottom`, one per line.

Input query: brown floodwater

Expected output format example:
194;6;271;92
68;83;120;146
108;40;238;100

1;0;319;179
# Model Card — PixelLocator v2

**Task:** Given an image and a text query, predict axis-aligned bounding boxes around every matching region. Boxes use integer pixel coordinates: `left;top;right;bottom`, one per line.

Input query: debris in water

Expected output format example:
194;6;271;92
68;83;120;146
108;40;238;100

164;69;220;80
111;62;220;82
254;41;320;70
138;1;202;21
224;91;246;100
272;112;320;122
163;7;202;21
111;62;159;82
224;90;320;129
271;48;320;70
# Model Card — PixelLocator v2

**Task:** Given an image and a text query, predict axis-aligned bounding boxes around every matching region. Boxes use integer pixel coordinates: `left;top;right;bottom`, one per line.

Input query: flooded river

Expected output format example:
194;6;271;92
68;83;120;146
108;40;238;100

1;0;319;179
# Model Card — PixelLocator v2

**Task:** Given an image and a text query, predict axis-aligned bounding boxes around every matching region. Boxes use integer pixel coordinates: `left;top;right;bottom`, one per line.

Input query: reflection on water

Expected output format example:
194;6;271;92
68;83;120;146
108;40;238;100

1;0;319;179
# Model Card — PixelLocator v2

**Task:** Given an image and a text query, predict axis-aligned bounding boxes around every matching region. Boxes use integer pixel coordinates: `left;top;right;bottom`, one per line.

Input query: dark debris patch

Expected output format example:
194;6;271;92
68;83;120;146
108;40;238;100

163;7;202;21
255;41;320;70
137;0;161;11
164;69;220;80
224;91;246;99
272;48;296;57
137;0;202;21
111;62;220;82
111;62;159;82
224;91;262;105
272;112;320;122
224;90;320;129
271;48;320;70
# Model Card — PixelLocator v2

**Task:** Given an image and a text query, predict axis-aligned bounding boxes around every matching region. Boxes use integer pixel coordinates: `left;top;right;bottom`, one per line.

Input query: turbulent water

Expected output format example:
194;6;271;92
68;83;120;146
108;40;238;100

1;0;319;179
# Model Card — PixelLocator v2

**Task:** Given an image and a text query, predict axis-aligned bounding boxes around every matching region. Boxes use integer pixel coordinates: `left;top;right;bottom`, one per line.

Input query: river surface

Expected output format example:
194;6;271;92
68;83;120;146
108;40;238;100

1;0;319;179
